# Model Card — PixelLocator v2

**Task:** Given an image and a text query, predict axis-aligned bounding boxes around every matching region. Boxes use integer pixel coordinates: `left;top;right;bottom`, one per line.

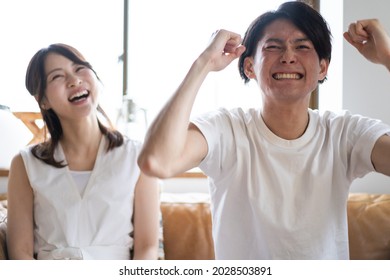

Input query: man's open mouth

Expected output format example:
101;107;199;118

272;73;303;80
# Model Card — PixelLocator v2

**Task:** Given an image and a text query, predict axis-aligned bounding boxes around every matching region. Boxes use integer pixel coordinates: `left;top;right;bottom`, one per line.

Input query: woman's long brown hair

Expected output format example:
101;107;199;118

25;43;123;168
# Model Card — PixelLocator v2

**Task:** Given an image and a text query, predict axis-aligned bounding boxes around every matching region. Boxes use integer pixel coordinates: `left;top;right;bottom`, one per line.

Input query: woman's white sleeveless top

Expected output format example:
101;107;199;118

20;136;141;260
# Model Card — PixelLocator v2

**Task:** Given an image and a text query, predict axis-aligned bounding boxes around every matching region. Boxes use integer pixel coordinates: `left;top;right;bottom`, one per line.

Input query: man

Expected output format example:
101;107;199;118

138;1;390;259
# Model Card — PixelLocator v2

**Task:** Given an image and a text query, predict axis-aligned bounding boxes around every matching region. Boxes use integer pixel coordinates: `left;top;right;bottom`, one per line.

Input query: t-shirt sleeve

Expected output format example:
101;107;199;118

347;114;390;180
191;108;235;179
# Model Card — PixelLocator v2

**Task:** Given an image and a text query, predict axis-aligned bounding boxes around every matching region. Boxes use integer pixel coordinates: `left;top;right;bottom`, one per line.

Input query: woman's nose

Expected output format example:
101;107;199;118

67;75;82;88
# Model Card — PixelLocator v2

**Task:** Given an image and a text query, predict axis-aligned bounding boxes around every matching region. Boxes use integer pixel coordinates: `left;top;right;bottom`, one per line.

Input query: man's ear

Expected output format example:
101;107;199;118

318;58;329;81
243;57;257;80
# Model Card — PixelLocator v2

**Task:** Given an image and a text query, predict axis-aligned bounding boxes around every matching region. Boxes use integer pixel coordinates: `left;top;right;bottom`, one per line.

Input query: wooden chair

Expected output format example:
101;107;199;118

12;112;46;145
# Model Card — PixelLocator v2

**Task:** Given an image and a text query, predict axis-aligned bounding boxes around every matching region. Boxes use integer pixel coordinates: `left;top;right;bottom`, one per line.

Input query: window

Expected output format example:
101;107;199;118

126;0;287;136
0;0;123;121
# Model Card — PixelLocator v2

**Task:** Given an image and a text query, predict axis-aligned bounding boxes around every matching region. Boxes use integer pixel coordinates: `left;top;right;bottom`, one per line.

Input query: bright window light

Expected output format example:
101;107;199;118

0;0;123;121
127;0;287;125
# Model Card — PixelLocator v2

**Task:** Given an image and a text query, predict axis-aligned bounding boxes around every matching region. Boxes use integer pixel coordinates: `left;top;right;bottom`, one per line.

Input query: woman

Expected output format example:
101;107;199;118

7;43;160;260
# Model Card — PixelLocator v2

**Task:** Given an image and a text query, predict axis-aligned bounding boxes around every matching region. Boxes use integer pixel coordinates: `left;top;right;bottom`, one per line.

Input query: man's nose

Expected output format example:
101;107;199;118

280;48;297;64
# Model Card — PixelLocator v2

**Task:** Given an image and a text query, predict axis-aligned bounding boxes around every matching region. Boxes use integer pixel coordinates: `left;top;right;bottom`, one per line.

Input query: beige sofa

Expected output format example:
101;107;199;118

1;193;390;260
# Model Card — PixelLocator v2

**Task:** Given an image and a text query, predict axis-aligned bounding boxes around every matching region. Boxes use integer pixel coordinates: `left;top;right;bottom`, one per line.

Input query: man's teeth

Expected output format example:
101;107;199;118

273;73;302;80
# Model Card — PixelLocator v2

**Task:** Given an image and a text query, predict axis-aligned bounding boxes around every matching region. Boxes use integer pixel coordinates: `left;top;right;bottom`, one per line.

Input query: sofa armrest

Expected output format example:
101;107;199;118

0;200;8;260
347;193;390;260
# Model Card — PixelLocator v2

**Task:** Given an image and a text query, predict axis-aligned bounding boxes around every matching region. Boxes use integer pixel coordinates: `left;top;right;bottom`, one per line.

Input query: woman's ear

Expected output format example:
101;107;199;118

243;57;257;80
36;96;50;110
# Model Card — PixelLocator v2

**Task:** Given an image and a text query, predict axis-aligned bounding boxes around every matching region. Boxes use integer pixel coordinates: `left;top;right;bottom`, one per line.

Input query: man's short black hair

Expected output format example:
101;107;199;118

238;1;332;84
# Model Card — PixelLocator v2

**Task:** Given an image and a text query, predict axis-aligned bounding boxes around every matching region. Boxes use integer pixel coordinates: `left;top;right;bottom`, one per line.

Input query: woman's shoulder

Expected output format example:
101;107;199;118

122;136;142;149
110;136;142;157
9;152;25;170
18;143;40;159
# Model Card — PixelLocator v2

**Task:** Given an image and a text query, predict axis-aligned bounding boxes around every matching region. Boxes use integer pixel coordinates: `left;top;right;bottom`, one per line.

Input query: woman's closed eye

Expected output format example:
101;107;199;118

48;73;64;82
75;65;87;72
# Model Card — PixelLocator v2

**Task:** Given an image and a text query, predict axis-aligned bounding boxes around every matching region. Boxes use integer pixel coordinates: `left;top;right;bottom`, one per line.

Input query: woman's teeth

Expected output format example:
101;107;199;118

69;90;89;102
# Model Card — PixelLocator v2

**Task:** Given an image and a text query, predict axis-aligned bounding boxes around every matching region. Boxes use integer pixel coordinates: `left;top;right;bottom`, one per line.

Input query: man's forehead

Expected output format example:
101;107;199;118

262;37;311;44
259;20;309;43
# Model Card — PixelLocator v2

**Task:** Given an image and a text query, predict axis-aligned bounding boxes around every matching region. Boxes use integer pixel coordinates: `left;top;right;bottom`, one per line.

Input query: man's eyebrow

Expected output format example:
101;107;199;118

264;38;283;44
264;37;311;44
294;38;311;43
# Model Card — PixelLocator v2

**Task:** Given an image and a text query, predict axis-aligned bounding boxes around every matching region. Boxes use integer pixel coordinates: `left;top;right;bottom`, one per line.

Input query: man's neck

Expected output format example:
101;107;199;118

261;106;310;140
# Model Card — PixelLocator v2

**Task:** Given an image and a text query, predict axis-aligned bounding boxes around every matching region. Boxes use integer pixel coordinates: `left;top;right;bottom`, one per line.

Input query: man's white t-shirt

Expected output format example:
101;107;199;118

192;108;390;260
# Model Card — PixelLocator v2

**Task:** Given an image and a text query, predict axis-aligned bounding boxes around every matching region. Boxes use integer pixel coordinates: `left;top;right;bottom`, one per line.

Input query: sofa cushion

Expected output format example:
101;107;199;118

160;193;214;260
160;193;390;260
161;202;214;260
347;193;390;260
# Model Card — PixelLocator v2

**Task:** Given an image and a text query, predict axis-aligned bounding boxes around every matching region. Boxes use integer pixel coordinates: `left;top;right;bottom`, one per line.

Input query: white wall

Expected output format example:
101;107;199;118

0;179;6;194
319;0;343;112
162;178;208;194
343;0;390;193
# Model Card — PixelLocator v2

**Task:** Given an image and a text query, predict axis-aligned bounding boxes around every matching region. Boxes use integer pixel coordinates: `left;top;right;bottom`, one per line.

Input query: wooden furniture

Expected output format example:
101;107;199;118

176;170;206;178
0;170;8;177
12;112;45;145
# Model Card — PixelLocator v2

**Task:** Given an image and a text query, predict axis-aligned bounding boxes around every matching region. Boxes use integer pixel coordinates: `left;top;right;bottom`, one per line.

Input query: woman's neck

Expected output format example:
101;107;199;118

59;117;103;170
